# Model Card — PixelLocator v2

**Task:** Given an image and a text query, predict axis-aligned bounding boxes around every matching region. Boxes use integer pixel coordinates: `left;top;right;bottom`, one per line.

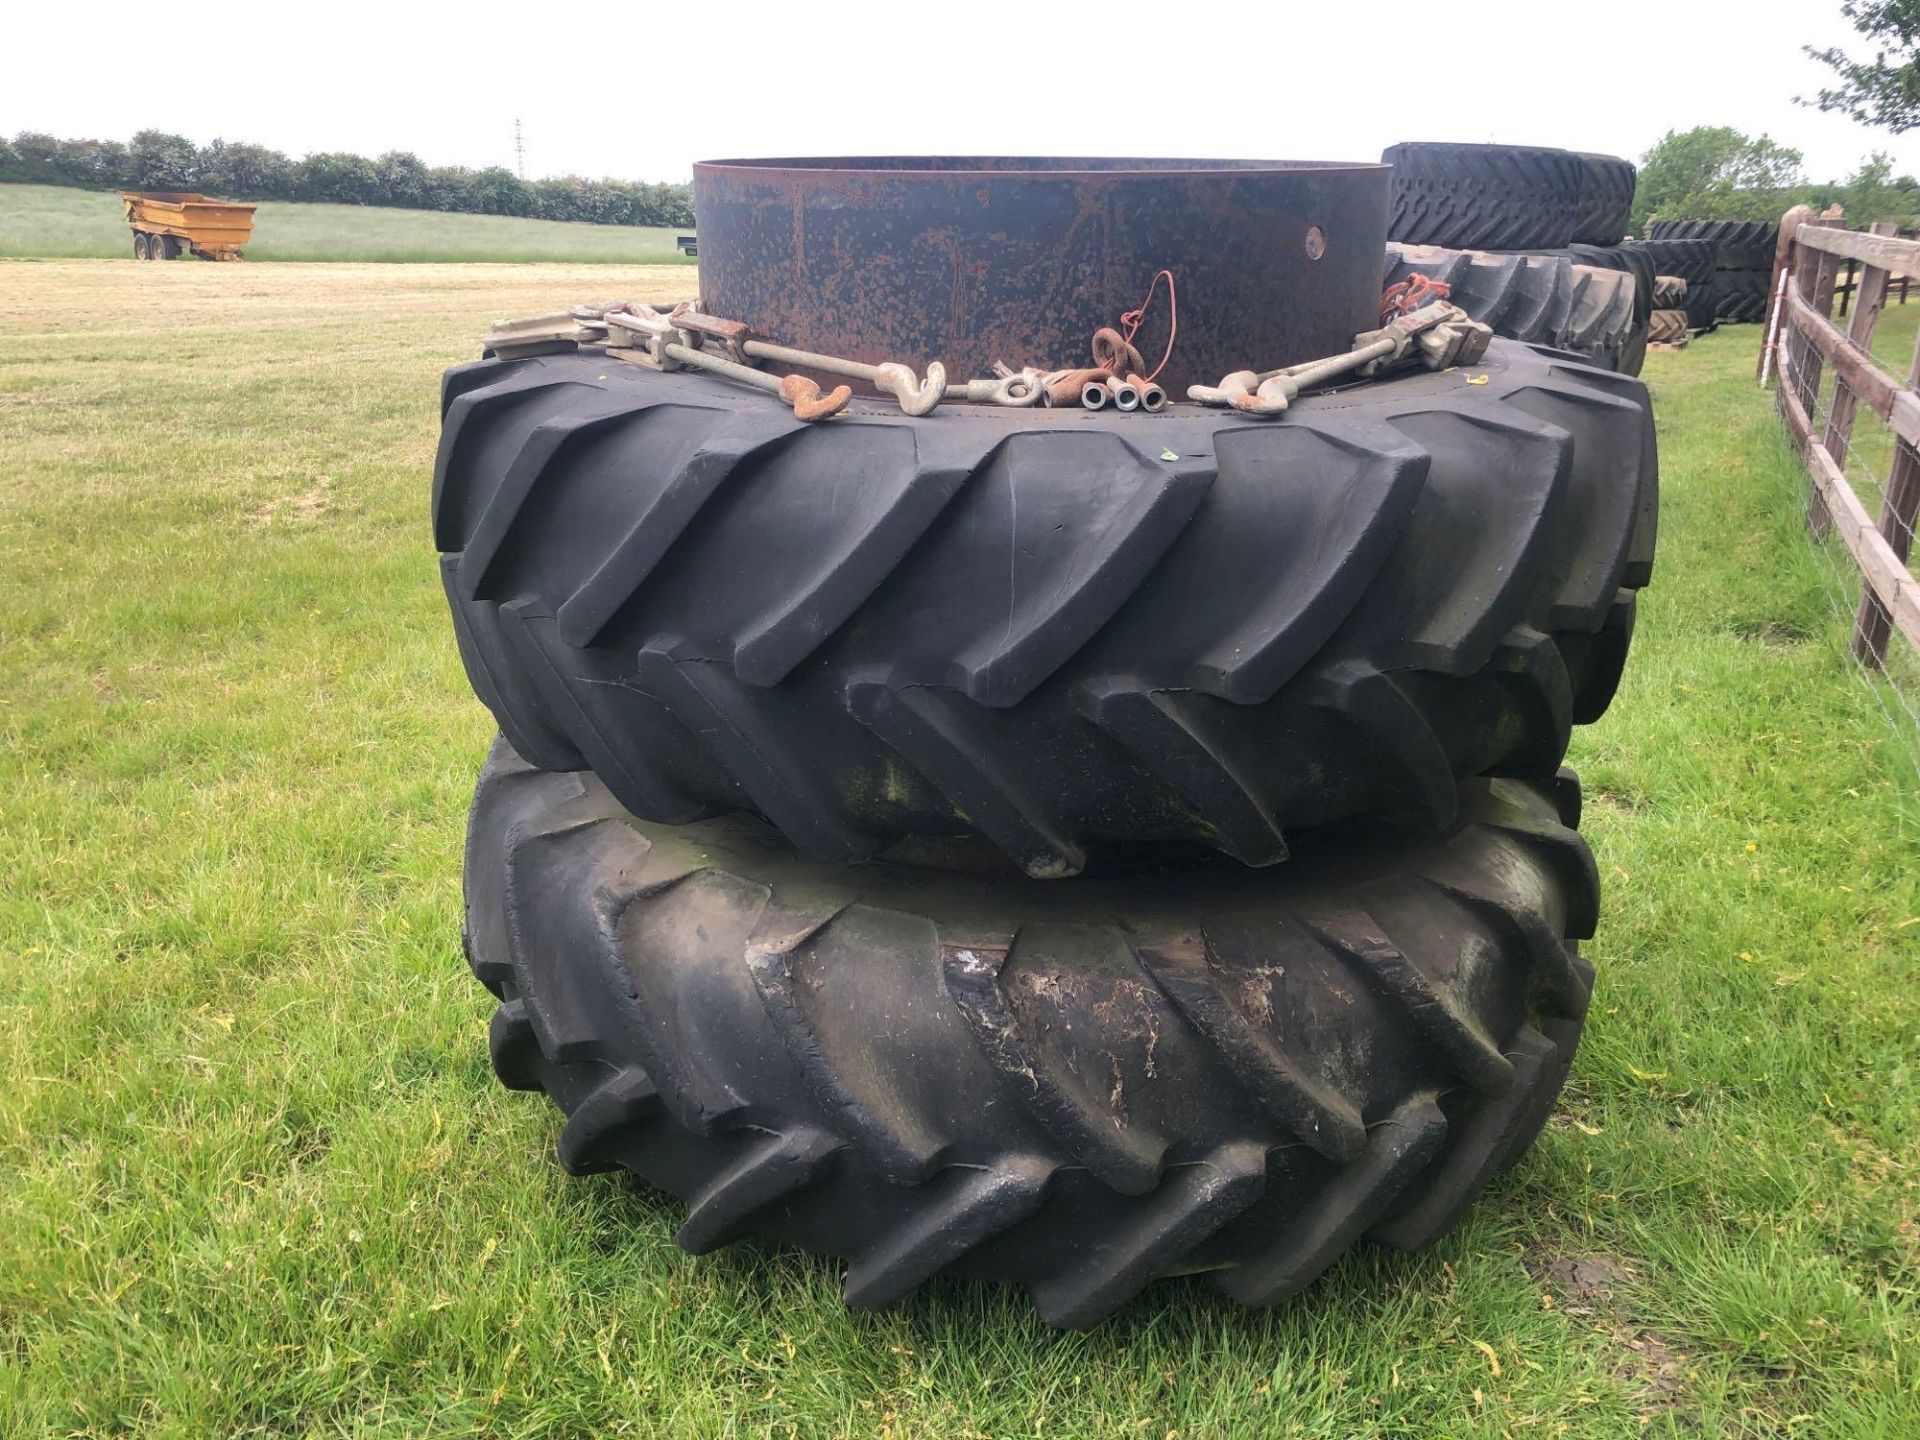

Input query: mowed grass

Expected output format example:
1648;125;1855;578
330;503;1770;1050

0;183;695;264
1;258;1917;1438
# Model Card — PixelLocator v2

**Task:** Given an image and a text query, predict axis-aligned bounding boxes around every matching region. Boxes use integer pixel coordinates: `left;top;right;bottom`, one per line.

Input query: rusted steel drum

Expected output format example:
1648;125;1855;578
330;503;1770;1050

692;157;1390;396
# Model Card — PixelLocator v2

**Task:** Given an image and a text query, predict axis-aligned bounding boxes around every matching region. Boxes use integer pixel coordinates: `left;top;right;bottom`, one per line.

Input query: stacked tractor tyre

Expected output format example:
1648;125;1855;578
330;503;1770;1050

438;153;1658;1328
1384;244;1641;373
1646;219;1778;325
1622;237;1721;334
1382;143;1648;375
1647;274;1691;346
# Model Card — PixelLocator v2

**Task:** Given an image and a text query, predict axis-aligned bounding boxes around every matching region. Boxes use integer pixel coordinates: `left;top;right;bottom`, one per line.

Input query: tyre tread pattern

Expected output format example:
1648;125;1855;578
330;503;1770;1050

1570;152;1636;246
1383;245;1636;372
1647;218;1778;270
434;345;1658;875
466;740;1600;1326
1384;143;1584;250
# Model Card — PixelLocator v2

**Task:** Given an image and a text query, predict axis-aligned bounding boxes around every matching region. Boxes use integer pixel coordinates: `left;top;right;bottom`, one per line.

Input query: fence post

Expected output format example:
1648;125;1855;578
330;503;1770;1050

1766;214;1920;677
1856;450;1920;666
1789;222;1844;534
1761;204;1817;382
1854;295;1920;666
1821;220;1898;470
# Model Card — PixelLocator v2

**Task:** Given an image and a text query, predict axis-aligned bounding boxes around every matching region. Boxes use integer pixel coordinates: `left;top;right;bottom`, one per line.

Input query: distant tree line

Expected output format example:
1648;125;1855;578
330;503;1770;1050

1633;126;1920;234
0;130;695;228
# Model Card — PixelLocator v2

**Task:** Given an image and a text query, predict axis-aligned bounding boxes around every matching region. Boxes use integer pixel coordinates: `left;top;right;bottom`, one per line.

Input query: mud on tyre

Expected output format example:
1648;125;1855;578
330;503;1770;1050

466;737;1600;1327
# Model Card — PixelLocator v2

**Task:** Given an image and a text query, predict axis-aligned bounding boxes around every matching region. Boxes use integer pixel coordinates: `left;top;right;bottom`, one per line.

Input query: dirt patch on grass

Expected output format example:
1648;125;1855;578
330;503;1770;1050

1529;1252;1697;1412
1589;784;1654;815
248;474;331;525
1536;1253;1633;1308
1728;616;1814;647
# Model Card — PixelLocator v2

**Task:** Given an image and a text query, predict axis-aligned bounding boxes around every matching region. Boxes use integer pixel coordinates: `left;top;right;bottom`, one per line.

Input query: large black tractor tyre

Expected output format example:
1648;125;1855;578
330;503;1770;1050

1613;323;1648;380
1554;243;1655;339
1383;246;1637;372
1714;268;1773;324
1570;153;1636;246
1565;265;1642;375
434;341;1656;877
1647;218;1777;271
1385;246;1572;343
1647;310;1689;345
1683;277;1720;334
1383;142;1583;250
1628;238;1720;333
1554;245;1653;376
1624;237;1717;290
466;737;1600;1328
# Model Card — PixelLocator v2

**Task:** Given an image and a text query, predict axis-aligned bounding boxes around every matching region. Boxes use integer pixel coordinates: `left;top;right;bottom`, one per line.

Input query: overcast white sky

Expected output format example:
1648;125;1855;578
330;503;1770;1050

9;2;1918;185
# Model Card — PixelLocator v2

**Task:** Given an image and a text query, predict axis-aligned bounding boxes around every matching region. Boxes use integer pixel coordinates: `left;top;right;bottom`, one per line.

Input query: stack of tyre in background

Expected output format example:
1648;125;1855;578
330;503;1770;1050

1645;219;1778;325
1382;143;1650;375
1622;236;1721;335
1648;274;1691;348
435;153;1659;1329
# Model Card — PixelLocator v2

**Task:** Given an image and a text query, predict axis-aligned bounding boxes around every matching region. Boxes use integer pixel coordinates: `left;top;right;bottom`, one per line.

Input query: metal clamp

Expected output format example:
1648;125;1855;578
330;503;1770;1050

1350;300;1489;375
602;306;686;370
1186;301;1490;419
483;311;606;359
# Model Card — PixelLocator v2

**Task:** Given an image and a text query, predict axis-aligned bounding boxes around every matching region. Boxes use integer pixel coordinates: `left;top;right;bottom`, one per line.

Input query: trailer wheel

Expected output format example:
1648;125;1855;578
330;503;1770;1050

465;736;1599;1327
133;232;151;261
154;234;179;261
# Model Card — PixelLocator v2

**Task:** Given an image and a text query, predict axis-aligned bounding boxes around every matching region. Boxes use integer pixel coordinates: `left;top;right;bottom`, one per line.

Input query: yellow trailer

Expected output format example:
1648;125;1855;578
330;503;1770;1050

122;191;257;261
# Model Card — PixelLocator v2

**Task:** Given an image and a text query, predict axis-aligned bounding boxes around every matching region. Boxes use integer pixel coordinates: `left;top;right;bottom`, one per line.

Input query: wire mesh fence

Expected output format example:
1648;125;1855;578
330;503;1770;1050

1776;296;1920;784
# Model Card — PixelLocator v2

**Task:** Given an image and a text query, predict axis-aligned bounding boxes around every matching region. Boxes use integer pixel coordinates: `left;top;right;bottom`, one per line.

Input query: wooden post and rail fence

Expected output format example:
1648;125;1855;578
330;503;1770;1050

1759;205;1920;673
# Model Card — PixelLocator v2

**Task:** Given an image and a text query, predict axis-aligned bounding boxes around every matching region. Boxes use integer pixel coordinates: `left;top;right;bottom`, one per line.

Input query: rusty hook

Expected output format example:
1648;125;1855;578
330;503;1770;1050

779;374;853;422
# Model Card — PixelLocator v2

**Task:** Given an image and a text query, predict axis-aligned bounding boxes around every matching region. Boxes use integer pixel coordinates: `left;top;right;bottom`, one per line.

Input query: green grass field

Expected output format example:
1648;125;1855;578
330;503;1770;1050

1;259;1916;1437
0;183;696;264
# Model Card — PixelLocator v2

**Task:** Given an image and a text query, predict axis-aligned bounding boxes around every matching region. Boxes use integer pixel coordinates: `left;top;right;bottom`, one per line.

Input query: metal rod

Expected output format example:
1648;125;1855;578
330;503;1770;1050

660;341;851;422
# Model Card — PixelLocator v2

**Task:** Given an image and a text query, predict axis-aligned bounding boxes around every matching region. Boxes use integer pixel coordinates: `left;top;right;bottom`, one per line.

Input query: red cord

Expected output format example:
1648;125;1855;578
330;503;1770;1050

1379;273;1451;323
1119;269;1178;382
